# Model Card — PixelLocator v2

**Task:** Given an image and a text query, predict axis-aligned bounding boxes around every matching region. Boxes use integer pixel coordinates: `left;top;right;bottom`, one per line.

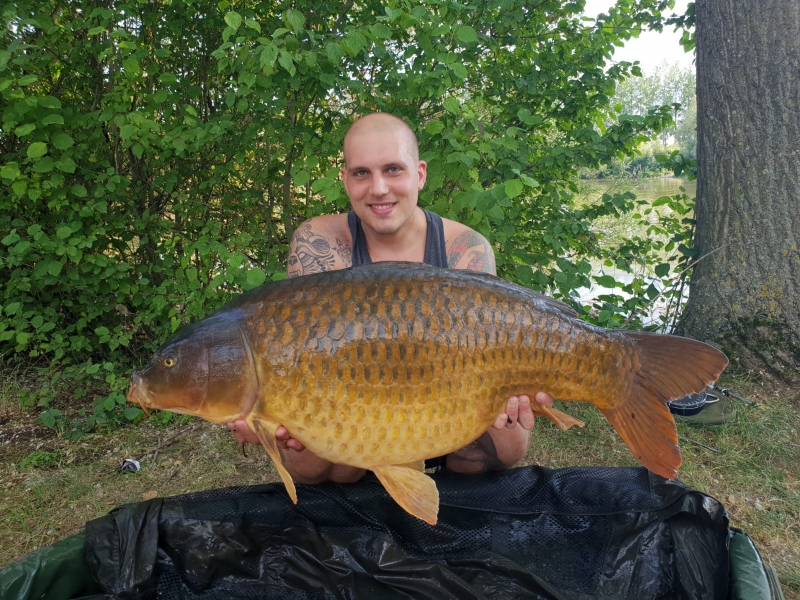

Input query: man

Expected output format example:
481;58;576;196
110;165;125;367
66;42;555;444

228;112;553;483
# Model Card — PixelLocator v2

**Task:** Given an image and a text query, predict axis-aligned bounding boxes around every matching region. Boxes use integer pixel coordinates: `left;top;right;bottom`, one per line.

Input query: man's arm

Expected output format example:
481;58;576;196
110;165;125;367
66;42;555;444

287;218;352;278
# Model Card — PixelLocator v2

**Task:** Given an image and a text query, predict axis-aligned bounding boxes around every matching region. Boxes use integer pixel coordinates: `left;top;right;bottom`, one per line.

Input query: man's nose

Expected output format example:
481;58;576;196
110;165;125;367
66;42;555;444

370;175;389;196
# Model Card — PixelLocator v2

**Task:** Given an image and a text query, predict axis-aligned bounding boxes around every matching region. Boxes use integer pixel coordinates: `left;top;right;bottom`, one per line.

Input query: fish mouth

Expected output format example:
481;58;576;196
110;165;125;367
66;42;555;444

127;372;152;417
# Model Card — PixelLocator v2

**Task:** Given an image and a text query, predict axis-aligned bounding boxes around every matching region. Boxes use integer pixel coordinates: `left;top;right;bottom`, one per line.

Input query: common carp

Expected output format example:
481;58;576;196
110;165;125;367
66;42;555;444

127;262;728;525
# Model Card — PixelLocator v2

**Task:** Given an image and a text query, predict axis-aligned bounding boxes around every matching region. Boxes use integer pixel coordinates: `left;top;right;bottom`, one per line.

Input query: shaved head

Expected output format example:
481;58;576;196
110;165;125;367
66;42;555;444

343;113;419;166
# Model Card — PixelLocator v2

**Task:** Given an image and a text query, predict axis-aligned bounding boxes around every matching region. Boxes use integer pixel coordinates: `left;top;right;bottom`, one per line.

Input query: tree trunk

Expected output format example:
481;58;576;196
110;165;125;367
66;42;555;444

677;0;800;381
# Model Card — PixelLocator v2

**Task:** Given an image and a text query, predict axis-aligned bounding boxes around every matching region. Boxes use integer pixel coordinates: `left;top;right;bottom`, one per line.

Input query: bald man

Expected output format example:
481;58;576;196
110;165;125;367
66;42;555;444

228;112;553;484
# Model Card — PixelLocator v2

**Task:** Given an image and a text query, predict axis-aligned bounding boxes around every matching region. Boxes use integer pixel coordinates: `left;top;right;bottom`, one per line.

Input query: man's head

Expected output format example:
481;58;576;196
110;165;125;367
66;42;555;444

340;113;427;237
342;113;420;167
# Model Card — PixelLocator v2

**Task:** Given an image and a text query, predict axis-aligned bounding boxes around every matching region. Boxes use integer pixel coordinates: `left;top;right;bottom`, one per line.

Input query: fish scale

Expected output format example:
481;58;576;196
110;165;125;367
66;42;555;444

128;261;728;525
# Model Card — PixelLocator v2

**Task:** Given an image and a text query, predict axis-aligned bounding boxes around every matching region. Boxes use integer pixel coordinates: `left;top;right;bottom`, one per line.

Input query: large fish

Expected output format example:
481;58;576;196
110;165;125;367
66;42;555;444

128;262;728;525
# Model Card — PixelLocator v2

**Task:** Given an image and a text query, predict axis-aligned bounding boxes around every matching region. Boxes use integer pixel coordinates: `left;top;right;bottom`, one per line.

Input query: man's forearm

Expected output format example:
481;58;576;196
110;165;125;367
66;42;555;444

279;447;365;485
445;427;531;474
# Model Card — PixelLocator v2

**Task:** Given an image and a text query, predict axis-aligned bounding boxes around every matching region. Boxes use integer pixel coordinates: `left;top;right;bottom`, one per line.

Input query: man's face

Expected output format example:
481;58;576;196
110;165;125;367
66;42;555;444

340;127;427;236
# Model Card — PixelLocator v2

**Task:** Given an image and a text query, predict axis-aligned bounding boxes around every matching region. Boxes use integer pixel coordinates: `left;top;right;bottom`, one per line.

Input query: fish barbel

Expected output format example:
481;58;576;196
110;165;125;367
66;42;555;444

127;262;728;525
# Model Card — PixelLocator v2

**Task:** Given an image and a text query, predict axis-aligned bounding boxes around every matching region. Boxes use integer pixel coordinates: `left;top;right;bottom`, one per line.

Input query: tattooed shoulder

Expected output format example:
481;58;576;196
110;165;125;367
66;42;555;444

447;230;497;274
287;222;353;278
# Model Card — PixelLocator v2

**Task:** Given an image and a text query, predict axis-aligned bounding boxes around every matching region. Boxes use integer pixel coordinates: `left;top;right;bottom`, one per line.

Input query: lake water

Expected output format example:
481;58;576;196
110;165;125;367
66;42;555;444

573;177;696;329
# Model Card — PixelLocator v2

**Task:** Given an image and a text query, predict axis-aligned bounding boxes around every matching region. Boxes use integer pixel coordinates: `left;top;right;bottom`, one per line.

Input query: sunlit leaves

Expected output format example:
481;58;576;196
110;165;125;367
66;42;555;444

455;25;478;44
282;9;305;33
27;142;48;158
224;11;242;30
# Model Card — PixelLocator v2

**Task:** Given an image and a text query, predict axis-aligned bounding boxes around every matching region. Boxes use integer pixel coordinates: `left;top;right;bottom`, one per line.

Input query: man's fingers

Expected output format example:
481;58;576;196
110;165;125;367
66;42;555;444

505;396;519;428
517;395;536;430
535;391;554;408
492;413;510;430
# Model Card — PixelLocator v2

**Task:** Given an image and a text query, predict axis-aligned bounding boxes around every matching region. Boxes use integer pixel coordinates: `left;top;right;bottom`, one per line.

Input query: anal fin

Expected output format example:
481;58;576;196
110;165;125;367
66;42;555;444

249;417;298;503
534;404;585;431
373;465;439;525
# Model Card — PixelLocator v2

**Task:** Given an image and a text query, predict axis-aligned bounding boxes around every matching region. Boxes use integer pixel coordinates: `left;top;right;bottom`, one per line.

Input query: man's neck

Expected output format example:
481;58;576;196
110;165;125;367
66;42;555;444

360;207;428;263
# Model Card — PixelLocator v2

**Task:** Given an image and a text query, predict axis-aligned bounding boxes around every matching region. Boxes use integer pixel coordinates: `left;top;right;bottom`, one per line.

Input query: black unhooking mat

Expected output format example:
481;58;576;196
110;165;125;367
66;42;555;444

80;466;731;600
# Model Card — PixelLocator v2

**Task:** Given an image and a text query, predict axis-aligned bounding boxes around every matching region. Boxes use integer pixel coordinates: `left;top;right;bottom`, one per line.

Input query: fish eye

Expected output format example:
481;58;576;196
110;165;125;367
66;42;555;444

163;357;176;368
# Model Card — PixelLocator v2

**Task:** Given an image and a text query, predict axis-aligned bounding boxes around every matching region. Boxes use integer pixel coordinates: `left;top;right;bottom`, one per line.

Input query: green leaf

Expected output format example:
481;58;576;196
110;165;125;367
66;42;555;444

283;9;305;33
56;225;73;239
15;123;36;136
312;177;334;193
124;407;143;420
260;43;278;68
46;260;63;276
244;19;261;32
325;42;345;63
224;11;242;30
94;326;110;336
31;315;44;329
55;158;76;173
0;50;10;67
38;96;61;109
70;184;88;198
27;142;48;159
278;50;295;76
18;74;38;86
443;97;460;114
1;162;20;180
455;25;478;44
451;62;468;79
505;179;524;198
245;268;267;289
654;263;671;277
52;133;74;149
370;23;393;39
33;157;53;173
595;275;617;288
42;114;65;126
425;120;445;135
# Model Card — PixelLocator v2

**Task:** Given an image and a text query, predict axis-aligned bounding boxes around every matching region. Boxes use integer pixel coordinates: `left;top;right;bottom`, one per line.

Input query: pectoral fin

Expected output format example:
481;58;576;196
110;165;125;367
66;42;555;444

373;464;439;526
535;404;585;431
249;417;297;504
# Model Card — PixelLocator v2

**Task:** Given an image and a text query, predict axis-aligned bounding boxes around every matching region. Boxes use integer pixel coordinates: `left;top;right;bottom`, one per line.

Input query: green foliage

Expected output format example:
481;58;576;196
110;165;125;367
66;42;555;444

20;449;63;469
1;0;683;428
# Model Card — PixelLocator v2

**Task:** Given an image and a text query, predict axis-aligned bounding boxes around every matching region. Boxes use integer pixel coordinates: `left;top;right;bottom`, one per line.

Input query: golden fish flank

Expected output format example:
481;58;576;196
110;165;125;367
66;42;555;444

128;262;728;526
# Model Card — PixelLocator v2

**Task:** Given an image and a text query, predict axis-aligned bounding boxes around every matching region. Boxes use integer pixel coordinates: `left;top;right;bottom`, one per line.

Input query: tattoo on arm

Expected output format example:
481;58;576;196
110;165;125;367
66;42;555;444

287;223;352;278
287;223;335;278
447;231;497;274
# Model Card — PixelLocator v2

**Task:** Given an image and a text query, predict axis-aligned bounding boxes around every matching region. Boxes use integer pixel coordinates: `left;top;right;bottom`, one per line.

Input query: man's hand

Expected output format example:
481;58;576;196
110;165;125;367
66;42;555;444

226;420;306;452
491;392;553;431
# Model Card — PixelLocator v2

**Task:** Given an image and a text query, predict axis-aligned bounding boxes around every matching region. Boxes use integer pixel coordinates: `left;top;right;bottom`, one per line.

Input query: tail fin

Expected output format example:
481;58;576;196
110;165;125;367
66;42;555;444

601;333;728;480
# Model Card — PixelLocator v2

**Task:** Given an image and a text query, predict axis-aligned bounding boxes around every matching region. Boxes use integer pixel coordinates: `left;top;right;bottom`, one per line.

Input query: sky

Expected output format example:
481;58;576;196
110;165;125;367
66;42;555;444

583;0;695;74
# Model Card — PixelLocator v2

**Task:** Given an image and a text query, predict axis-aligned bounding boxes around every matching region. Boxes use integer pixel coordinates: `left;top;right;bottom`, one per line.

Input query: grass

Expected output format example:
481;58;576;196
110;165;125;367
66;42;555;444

1;372;798;599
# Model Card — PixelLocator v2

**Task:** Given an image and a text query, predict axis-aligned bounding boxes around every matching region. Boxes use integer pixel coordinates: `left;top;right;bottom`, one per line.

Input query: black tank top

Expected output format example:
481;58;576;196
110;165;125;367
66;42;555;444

347;209;448;268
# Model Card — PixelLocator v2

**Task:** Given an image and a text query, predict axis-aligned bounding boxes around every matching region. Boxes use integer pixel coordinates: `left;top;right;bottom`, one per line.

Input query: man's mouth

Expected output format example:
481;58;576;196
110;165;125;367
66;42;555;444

369;202;395;214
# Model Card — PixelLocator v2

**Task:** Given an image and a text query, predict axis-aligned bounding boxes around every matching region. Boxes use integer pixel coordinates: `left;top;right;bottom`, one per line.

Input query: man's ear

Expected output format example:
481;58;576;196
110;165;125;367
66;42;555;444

417;160;428;190
340;167;349;192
